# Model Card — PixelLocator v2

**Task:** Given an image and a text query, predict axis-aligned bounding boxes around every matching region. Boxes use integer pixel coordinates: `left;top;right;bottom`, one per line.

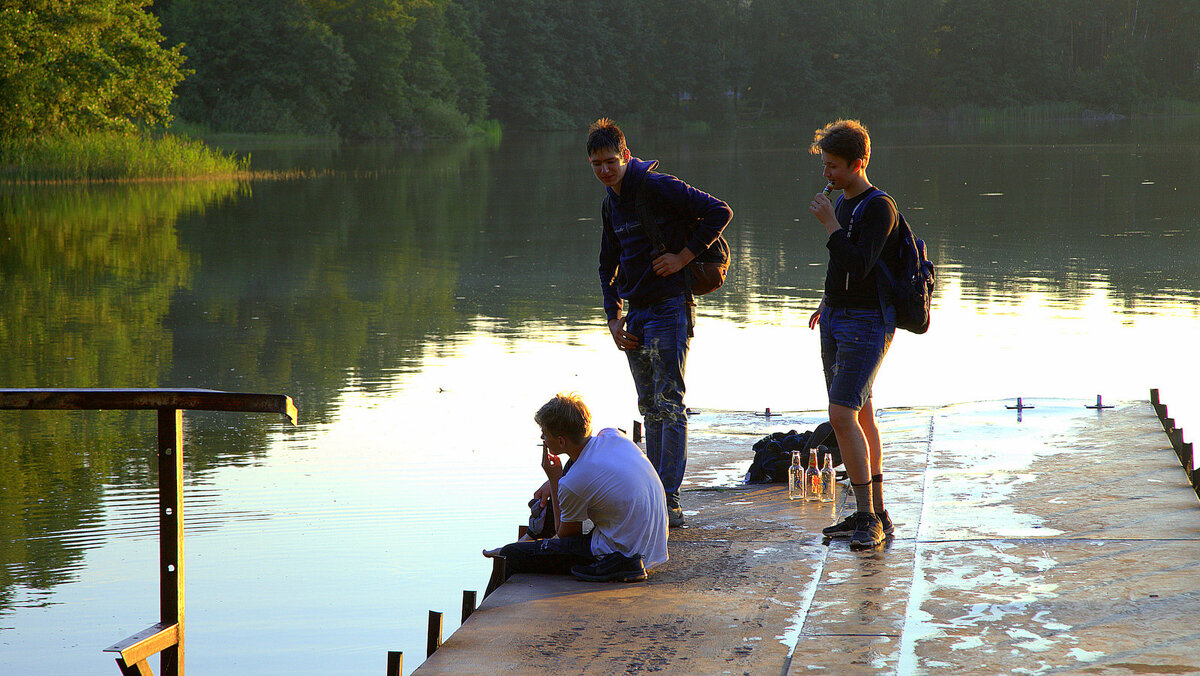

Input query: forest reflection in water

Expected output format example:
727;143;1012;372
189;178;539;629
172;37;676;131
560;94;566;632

1;118;1197;673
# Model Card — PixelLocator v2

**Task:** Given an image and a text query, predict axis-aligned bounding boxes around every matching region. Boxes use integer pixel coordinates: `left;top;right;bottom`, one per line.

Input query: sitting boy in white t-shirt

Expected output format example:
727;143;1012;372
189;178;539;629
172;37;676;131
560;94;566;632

483;393;668;582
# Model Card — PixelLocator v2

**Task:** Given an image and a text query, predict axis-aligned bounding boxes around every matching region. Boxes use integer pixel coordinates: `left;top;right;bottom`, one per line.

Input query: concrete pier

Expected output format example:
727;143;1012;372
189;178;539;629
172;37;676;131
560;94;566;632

415;400;1200;675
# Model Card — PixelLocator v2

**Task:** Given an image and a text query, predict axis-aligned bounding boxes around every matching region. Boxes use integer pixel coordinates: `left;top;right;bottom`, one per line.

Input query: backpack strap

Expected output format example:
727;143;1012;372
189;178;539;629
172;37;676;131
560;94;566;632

846;187;886;232
858;190;902;318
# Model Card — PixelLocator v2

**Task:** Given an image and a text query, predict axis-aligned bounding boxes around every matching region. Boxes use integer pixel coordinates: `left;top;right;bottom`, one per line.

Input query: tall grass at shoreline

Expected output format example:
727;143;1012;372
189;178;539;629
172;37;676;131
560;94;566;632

0;131;247;183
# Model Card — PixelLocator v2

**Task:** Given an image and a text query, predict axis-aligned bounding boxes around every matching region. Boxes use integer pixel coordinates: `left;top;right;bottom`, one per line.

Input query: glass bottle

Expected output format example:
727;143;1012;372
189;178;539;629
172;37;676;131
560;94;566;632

820;453;836;502
805;450;821;501
788;451;803;500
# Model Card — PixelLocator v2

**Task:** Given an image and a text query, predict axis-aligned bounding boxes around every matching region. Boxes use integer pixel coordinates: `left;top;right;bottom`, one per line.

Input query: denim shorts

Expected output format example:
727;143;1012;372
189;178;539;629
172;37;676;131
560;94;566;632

820;305;895;410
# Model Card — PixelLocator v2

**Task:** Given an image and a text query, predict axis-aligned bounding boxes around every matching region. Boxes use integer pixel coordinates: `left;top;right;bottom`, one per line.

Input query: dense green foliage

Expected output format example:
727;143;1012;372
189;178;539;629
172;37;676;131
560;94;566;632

466;0;1200;128
156;0;489;138
157;0;353;135
0;0;184;139
3;1;1200;140
157;0;1200;135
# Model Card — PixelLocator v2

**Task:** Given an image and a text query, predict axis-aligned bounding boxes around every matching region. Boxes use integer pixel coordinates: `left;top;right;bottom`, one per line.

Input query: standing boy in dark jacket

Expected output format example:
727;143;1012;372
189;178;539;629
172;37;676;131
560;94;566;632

807;119;898;550
589;118;732;528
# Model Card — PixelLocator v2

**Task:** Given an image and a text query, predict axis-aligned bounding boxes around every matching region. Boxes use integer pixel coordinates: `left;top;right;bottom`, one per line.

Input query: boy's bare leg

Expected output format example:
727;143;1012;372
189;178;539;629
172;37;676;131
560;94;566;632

829;402;872;514
858;398;885;513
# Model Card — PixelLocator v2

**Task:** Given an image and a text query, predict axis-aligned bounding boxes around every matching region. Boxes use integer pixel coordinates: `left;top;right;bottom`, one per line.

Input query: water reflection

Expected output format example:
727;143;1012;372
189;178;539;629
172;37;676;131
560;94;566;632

1;122;1198;673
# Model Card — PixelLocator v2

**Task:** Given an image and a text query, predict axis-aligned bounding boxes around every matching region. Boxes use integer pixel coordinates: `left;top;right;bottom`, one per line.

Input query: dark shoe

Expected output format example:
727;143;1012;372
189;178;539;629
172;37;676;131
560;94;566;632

822;510;894;538
571;552;647;582
668;505;685;528
849;512;885;551
821;512;861;538
666;495;684;528
878;509;894;536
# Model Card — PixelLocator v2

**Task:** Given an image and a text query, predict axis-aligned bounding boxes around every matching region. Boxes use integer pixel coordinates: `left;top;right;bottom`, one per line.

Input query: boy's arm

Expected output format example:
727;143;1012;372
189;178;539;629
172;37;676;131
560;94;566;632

651;174;733;257
598;199;624;321
553;483;585;538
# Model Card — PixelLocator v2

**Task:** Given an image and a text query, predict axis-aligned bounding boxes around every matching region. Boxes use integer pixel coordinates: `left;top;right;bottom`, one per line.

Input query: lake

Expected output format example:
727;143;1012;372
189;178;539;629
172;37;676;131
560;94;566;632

2;117;1198;674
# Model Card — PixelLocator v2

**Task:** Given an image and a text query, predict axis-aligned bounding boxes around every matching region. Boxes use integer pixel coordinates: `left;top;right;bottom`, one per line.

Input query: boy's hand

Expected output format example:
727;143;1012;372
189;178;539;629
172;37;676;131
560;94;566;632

533;480;552;507
608;316;639;351
541;449;564;482
809;299;826;329
809;192;839;233
652;248;695;276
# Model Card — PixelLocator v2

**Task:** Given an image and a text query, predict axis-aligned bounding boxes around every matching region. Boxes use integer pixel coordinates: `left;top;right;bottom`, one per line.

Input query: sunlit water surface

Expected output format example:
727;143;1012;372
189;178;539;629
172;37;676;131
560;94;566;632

2;119;1198;674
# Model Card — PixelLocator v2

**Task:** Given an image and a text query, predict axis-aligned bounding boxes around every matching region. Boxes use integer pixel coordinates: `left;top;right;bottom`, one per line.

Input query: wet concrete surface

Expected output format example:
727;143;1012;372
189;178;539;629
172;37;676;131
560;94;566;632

413;400;1200;675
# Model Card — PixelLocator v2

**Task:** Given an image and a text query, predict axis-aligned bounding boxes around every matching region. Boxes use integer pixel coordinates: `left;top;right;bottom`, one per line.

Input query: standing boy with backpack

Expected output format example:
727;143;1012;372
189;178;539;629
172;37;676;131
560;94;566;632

589;118;733;528
806;119;899;550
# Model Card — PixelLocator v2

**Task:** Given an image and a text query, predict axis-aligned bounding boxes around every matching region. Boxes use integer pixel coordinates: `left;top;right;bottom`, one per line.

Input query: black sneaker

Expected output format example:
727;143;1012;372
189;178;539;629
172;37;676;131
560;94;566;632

879;509;894;535
666;495;684;528
822;510;893;538
571;552;647;582
849;512;885;551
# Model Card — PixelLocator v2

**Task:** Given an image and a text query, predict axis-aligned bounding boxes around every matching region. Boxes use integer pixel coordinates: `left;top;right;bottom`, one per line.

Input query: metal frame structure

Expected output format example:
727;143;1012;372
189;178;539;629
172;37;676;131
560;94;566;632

0;388;297;676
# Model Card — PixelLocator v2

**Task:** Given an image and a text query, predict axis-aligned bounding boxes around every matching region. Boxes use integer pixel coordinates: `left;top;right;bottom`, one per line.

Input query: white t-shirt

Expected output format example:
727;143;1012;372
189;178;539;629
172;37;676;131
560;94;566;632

557;428;669;568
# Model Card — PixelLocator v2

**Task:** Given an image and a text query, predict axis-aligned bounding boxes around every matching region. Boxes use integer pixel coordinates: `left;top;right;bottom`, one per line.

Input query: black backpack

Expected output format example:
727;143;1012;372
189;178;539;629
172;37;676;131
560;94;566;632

845;189;935;334
603;172;730;296
744;422;841;484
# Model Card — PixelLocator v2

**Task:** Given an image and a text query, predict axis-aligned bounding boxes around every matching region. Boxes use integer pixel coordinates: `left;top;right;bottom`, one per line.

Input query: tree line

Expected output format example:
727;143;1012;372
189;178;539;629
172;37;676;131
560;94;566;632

3;0;1198;141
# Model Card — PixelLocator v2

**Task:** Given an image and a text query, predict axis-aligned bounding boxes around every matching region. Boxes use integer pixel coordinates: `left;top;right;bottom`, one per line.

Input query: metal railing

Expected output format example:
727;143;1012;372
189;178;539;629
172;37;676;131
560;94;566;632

0;388;297;676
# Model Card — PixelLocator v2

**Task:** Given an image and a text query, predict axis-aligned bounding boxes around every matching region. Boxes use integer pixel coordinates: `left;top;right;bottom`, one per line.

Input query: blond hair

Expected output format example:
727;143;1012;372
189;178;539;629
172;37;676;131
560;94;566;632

534;393;592;443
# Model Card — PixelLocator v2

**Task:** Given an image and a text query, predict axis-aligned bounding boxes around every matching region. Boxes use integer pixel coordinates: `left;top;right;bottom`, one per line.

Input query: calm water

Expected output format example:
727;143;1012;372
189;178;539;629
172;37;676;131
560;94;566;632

2;119;1198;674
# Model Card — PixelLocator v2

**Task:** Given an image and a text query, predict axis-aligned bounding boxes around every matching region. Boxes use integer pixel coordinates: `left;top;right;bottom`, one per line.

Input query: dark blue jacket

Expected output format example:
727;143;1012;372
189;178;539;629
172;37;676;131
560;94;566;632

599;158;732;320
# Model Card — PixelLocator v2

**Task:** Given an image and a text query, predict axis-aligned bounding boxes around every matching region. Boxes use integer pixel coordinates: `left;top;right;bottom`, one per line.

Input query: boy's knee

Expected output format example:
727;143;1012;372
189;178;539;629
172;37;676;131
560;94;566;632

828;404;859;430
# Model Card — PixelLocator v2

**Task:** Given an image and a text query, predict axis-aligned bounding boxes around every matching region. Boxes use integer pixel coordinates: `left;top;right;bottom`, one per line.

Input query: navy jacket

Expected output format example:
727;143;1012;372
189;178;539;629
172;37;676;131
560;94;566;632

599;158;732;321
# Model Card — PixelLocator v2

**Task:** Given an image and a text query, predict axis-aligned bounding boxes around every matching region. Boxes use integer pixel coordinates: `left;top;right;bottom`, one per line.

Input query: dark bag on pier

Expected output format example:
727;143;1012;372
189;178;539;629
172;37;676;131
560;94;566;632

744;422;841;484
845;189;935;334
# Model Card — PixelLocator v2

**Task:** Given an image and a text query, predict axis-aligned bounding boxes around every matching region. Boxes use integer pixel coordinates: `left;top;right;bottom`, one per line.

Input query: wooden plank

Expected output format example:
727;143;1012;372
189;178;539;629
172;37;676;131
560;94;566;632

386;651;403;676
105;622;179;665
484;556;506;598
427;611;443;657
0;388;297;425
461;590;476;623
159;409;184;676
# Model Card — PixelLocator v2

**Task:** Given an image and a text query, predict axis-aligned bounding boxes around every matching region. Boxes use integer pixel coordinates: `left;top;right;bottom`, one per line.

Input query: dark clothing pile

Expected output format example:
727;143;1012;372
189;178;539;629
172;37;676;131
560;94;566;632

744;422;842;484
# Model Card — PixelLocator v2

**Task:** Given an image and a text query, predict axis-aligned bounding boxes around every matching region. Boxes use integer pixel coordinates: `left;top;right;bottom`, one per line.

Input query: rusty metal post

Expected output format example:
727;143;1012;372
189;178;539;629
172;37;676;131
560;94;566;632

427;611;443;657
484;556;507;598
386;651;402;676
158;408;185;676
462;590;477;623
1169;427;1184;456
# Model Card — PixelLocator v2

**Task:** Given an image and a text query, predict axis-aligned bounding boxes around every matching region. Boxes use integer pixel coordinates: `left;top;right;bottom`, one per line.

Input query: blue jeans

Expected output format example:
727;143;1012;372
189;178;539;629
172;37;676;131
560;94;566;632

624;294;691;501
820;305;895;410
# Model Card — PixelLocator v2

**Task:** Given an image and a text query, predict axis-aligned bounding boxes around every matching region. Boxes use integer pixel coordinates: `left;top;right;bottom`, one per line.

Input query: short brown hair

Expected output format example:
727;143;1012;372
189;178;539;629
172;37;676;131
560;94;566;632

534;393;591;442
809;119;871;166
586;118;627;156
